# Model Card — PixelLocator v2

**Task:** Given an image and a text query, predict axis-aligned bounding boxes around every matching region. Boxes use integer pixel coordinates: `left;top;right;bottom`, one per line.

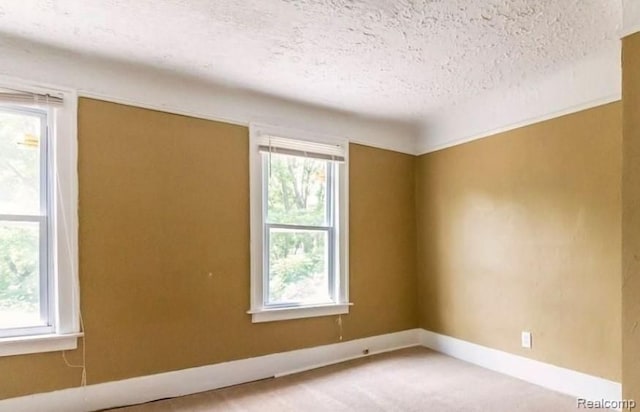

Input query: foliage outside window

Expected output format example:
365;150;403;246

0;85;79;357
249;125;348;323
266;153;333;305
0;107;51;337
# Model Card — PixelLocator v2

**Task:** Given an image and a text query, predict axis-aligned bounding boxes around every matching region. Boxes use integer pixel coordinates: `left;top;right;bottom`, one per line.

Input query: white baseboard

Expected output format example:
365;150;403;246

1;328;623;412
419;330;622;404
0;329;420;412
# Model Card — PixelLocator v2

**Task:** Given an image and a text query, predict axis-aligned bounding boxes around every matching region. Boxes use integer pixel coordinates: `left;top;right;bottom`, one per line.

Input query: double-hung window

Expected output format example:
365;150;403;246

249;124;349;323
0;105;51;338
0;84;79;356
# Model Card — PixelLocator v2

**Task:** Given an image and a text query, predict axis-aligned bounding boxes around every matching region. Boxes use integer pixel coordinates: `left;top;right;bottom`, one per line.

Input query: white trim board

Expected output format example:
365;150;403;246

419;330;622;404
77;91;420;156
0;329;622;412
0;35;623;157
417;94;621;155
0;38;418;155
0;329;420;412
622;24;640;38
415;47;621;155
623;0;640;38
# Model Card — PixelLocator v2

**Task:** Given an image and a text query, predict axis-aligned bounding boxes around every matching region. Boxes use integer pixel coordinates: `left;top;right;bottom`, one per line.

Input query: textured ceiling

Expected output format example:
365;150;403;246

0;0;621;121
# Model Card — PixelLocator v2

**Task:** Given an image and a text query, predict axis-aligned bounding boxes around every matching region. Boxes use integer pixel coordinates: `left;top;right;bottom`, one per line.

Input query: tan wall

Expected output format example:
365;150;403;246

0;93;624;400
0;98;417;399
622;32;640;402
416;102;622;380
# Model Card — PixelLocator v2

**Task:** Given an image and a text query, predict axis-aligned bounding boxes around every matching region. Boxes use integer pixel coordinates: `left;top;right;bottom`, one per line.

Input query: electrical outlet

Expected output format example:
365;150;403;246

521;331;532;349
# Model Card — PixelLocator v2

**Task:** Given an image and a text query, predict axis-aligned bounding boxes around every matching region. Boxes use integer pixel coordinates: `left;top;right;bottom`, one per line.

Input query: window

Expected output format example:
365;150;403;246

0;105;51;337
0;84;80;356
249;124;349;323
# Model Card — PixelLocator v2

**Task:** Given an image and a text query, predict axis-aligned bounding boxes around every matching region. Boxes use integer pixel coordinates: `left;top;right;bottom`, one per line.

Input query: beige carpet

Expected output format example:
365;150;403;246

109;347;609;411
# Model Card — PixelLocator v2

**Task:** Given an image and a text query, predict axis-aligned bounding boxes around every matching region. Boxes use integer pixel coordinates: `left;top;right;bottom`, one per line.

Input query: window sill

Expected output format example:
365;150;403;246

248;303;352;323
0;332;83;357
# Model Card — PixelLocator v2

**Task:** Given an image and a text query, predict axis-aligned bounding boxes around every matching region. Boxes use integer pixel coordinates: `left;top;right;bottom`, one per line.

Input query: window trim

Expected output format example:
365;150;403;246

0;78;81;356
248;123;350;323
0;105;53;338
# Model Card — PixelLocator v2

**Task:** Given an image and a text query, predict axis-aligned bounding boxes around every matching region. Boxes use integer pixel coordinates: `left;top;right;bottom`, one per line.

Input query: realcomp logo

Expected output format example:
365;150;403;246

577;398;636;409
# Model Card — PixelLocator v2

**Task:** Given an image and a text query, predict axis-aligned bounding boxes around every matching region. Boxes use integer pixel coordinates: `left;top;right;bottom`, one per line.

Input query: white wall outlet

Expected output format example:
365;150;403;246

521;331;532;349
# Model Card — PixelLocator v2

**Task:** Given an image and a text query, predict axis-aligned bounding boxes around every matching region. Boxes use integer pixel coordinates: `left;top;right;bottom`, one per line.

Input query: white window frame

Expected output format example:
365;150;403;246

248;123;350;323
0;105;52;339
0;78;81;357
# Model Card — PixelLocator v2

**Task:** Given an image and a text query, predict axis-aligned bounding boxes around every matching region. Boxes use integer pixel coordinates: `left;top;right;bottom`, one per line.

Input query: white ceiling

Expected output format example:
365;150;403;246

0;0;621;124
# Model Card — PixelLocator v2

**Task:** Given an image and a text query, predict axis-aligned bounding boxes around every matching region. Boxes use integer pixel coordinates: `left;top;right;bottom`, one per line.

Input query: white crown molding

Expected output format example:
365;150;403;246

622;0;640;38
1;328;622;412
0;35;623;157
419;330;622;407
622;23;640;38
418;94;621;155
0;38;418;155
416;46;621;155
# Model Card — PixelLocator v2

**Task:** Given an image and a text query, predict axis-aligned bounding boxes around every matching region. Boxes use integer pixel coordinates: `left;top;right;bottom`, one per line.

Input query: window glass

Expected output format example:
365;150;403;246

0;110;42;215
264;152;335;306
0;220;42;329
0;106;49;337
267;228;330;305
249;126;348;323
266;153;329;226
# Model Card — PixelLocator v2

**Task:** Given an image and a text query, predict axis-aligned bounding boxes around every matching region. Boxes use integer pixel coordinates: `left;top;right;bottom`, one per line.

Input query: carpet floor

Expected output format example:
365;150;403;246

109;347;610;411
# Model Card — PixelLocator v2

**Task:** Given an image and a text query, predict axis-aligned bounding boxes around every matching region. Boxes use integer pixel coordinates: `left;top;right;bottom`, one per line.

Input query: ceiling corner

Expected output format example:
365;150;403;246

415;46;621;155
623;0;640;37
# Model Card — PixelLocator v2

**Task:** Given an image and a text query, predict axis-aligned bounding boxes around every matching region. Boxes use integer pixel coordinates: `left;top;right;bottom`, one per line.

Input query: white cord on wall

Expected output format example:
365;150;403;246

53;125;87;387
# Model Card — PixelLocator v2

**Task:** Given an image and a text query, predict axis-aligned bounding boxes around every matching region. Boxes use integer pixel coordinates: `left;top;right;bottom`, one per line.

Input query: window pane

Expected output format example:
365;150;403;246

0;221;43;329
0;110;42;215
268;228;331;305
266;153;329;226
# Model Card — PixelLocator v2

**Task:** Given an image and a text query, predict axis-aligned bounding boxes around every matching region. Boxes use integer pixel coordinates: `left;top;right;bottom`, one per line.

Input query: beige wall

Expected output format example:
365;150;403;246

0;98;418;399
622;32;640;402
0;94;626;400
416;102;622;380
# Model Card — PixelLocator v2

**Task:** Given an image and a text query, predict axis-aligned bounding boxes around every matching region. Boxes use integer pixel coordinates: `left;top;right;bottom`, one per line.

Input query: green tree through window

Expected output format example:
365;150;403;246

266;153;332;304
0;109;43;328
